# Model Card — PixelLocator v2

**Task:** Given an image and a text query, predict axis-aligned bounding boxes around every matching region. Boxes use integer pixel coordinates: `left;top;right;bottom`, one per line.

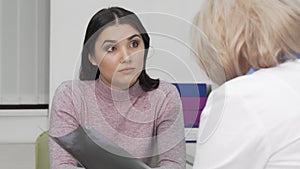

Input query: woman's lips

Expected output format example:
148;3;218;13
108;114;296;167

118;67;136;74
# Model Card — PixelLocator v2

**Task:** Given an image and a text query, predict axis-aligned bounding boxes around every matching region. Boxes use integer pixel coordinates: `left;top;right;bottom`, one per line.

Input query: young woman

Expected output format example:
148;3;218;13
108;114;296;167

49;7;186;169
192;0;300;168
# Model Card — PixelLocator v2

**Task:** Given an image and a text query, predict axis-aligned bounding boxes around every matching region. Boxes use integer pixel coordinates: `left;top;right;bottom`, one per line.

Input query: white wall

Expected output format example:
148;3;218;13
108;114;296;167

50;0;209;103
0;109;48;143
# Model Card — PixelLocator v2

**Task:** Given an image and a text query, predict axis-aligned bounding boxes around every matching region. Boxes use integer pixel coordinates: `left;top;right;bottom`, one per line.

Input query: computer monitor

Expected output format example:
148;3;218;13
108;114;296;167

173;83;210;142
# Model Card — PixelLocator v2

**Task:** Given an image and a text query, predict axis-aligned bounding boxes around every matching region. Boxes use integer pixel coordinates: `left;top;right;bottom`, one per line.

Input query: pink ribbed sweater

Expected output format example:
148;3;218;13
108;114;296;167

49;79;186;169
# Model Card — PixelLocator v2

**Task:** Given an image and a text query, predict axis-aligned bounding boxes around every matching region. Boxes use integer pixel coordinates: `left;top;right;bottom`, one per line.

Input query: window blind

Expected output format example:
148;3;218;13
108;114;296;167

0;0;49;105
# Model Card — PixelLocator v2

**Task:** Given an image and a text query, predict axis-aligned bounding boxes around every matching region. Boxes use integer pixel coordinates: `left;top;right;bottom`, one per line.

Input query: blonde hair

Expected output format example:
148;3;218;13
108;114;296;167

192;0;300;85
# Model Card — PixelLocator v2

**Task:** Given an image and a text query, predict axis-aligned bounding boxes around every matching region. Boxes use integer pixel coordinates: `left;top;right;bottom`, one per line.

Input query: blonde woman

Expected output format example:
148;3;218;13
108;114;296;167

192;0;300;168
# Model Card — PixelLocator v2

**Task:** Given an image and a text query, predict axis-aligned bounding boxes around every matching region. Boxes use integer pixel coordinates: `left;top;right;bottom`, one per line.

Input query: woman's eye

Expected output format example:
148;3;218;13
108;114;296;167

130;40;139;48
103;46;116;52
105;46;115;52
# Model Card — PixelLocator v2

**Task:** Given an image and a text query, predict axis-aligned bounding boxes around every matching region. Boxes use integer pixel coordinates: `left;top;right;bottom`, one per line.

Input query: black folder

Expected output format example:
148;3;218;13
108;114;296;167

50;125;151;169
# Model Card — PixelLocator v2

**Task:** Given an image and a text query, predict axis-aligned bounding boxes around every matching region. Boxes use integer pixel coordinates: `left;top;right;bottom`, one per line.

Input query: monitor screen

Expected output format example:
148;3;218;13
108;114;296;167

173;83;209;142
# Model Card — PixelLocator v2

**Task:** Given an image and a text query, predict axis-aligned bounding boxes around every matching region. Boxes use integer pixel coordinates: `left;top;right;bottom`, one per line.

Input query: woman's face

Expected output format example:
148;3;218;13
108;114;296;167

89;24;145;90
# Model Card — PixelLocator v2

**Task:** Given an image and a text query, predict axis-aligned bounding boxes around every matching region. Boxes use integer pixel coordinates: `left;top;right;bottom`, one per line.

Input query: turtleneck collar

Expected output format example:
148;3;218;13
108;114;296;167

95;78;144;102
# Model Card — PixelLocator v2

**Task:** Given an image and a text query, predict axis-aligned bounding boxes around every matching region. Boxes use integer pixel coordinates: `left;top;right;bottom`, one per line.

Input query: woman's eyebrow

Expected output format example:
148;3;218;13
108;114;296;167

101;34;141;47
128;34;141;40
102;40;117;47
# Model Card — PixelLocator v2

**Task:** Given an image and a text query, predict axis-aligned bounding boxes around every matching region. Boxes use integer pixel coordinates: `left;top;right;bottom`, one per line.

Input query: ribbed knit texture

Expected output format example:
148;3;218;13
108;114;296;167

49;79;186;169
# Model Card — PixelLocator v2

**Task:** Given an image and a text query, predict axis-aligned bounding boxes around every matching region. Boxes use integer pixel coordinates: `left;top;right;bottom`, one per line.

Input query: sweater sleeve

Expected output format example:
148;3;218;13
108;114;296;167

154;84;186;169
48;82;85;169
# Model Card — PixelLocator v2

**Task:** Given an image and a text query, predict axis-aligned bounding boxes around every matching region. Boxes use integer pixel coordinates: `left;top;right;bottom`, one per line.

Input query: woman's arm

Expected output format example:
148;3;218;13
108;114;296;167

48;82;84;169
154;84;186;169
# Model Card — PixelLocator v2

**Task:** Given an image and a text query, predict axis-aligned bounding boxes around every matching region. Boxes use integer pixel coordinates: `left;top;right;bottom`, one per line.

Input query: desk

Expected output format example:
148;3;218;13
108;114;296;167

186;142;196;168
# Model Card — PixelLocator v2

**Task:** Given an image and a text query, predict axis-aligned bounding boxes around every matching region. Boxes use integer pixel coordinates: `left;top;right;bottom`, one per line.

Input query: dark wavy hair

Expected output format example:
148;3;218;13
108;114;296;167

79;7;159;91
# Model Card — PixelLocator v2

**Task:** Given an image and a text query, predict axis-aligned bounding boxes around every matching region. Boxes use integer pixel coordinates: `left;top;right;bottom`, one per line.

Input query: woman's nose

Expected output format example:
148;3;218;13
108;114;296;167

120;47;131;63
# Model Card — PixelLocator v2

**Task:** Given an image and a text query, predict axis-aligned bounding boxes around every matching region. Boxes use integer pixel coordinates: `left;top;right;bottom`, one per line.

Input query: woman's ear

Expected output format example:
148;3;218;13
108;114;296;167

88;54;98;66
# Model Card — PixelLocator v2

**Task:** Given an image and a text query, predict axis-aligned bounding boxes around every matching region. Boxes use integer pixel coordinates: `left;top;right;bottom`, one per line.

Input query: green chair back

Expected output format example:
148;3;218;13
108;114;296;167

35;131;50;169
